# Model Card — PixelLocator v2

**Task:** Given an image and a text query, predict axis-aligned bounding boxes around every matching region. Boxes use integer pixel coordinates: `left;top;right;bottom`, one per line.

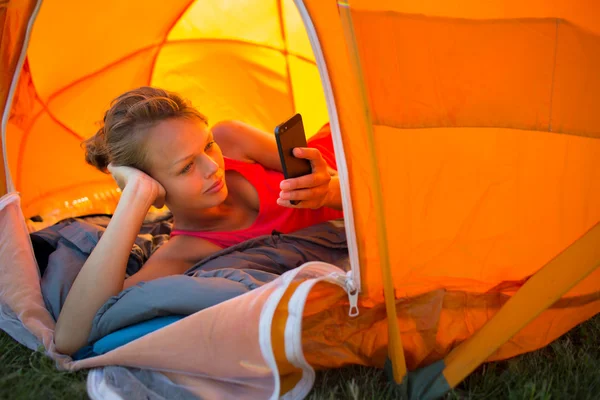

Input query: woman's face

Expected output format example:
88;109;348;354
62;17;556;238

144;118;227;214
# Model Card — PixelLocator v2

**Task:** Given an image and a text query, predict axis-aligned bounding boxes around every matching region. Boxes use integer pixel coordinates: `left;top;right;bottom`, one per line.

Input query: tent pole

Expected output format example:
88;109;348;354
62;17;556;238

442;221;600;388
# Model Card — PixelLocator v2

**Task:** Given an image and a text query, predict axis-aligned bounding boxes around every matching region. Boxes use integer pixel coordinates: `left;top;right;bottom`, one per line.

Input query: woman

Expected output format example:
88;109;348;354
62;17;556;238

54;86;344;355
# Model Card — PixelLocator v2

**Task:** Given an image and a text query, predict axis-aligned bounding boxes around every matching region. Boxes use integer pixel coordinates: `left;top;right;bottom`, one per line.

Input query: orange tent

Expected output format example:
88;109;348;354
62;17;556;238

1;1;599;399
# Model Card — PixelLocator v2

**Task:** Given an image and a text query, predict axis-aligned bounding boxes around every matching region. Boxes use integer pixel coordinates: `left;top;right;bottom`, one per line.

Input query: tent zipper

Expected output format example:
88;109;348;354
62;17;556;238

332;269;359;317
344;271;359;317
293;262;359;317
295;0;362;307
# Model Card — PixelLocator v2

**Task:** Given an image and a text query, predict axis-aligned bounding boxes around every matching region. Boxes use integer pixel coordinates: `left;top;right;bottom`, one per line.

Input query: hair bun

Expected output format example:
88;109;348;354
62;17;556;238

83;127;110;172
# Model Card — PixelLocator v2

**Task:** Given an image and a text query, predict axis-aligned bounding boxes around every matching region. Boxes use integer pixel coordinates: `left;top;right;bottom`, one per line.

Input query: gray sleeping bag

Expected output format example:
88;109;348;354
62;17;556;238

33;215;349;345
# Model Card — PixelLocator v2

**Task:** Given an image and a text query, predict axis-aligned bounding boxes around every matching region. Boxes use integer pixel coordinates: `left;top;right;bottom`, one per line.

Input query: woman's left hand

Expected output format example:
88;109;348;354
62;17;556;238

278;147;336;209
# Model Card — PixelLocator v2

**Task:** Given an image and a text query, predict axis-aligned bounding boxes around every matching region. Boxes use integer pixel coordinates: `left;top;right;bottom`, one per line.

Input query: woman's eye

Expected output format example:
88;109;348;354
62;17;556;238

205;141;215;151
180;162;193;174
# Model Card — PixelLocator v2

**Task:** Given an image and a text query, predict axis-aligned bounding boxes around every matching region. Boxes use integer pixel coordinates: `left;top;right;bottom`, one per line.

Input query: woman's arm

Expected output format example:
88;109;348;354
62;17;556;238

212;120;343;211
212;120;282;171
54;186;220;354
54;175;160;355
122;235;222;290
54;163;224;355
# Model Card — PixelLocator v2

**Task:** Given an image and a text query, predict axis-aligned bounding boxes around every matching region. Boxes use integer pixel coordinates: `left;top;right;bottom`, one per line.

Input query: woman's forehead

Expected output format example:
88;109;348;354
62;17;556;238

145;118;209;167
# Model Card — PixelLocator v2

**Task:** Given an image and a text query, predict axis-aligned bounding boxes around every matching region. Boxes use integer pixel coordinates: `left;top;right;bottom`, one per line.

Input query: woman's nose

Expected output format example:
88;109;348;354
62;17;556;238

202;155;219;178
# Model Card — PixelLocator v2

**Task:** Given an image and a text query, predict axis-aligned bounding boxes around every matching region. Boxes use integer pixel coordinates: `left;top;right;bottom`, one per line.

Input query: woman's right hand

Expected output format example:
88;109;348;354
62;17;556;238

107;164;166;208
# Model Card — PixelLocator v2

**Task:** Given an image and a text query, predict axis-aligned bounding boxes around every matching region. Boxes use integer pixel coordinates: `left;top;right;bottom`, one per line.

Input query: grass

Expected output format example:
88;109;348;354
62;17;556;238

1;315;599;400
309;314;600;400
0;333;88;400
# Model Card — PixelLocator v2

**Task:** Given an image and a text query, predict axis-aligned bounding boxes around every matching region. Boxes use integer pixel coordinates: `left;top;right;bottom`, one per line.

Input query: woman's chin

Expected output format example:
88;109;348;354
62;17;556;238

210;184;228;204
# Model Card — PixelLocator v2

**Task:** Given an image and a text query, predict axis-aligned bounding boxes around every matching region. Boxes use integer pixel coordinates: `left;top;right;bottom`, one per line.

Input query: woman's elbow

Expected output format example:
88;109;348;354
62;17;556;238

212;120;247;158
212;120;240;140
54;321;84;356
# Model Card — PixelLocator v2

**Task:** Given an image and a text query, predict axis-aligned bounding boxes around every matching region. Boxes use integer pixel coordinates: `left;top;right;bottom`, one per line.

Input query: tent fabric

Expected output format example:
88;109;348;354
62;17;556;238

317;1;600;301
1;0;599;399
9;0;329;225
0;0;39;197
0;193;55;350
321;0;600;381
66;262;350;400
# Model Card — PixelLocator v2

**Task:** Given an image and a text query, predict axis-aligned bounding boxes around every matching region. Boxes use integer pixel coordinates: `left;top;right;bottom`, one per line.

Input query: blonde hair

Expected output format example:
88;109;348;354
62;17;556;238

83;86;208;172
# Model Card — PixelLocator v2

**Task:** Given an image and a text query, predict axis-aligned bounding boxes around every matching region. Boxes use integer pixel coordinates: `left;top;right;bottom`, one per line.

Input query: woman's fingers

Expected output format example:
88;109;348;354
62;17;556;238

277;197;322;209
108;163;166;208
278;147;333;209
278;179;330;209
293;147;327;168
280;186;328;201
280;171;329;191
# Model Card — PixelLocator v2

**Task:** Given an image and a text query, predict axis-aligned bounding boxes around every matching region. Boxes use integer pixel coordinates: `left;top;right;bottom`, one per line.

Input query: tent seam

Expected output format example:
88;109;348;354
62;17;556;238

46;46;160;104
371;122;600;138
276;0;296;113
146;0;197;86
22;32;318;192
45;39;315;107
15;108;43;193
15;104;83;193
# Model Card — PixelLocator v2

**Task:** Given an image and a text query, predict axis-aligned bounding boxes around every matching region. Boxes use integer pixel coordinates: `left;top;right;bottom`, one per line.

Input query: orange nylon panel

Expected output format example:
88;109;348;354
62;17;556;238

348;0;600;36
1;2;22;113
152;41;291;131
0;0;37;116
167;0;283;49
332;2;600;300
372;125;600;296
287;56;328;135
352;12;553;130
551;22;600;136
27;0;192;102
48;47;159;139
6;67;41;189
18;112;113;214
350;10;600;137
13;43;157;218
281;0;315;60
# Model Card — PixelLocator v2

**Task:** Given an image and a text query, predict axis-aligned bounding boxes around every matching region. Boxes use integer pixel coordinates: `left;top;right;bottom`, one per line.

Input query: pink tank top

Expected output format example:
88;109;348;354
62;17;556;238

170;125;344;248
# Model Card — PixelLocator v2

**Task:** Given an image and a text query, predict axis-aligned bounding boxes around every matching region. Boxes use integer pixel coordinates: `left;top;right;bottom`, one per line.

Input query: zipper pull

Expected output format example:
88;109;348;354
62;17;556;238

347;288;359;317
345;271;359;317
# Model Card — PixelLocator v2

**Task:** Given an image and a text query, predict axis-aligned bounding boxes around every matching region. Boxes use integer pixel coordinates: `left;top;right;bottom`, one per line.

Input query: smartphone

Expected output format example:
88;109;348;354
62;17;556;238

274;113;312;205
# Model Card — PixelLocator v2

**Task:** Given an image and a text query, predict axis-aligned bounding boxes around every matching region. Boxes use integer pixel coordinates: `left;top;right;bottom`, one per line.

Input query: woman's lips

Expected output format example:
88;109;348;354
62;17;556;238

205;177;224;194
